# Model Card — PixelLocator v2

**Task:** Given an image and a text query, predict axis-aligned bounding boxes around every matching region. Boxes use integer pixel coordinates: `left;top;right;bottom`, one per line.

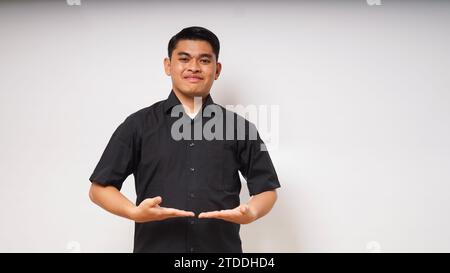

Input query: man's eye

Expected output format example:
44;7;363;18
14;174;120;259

200;59;211;64
179;58;188;61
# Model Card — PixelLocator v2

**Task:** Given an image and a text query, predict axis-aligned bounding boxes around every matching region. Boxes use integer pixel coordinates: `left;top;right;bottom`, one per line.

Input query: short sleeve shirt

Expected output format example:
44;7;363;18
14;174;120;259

89;90;281;253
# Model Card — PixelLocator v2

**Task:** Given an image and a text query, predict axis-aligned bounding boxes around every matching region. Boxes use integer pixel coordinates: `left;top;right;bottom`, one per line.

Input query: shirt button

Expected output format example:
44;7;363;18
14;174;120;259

189;142;195;147
190;220;195;225
189;193;195;198
190;167;195;172
190;247;194;252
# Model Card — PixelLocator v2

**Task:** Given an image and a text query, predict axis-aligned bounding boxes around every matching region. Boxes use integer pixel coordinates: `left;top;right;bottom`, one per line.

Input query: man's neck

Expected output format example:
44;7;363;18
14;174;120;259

172;89;208;114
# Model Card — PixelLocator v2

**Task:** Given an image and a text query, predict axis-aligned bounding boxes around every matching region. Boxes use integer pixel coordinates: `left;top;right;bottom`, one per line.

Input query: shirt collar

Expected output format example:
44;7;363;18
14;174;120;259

163;89;215;114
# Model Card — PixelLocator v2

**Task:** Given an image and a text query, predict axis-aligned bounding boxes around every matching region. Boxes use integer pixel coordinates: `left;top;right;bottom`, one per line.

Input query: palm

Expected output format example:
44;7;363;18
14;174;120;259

198;204;257;224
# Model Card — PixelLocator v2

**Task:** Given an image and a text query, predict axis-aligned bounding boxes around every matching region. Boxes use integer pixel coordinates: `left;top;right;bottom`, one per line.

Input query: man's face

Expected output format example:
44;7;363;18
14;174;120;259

164;39;221;98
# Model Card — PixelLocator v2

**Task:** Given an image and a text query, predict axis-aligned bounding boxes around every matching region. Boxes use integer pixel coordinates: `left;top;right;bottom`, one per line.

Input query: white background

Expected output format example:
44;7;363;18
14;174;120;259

1;0;449;252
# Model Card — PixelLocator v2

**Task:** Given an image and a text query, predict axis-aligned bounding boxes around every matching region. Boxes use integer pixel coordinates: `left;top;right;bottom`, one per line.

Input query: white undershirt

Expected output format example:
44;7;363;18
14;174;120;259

183;106;200;119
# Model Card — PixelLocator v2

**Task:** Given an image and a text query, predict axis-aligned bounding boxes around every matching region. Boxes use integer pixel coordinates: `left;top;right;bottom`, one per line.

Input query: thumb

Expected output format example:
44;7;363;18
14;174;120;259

147;196;162;207
240;204;249;214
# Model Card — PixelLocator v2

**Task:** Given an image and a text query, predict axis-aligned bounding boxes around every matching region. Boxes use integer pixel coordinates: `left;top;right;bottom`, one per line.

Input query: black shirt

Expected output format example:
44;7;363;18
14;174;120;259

89;90;281;253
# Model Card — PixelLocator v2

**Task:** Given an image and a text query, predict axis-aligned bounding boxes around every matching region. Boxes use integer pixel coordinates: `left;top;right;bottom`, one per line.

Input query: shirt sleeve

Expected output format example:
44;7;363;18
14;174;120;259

238;121;281;196
89;115;140;190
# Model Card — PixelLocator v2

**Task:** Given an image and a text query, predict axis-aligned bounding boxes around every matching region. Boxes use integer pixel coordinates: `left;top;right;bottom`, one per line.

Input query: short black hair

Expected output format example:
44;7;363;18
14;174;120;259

168;26;220;61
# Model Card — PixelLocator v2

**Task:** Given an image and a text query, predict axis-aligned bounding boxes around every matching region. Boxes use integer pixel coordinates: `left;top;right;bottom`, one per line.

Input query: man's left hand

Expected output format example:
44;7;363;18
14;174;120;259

198;204;257;224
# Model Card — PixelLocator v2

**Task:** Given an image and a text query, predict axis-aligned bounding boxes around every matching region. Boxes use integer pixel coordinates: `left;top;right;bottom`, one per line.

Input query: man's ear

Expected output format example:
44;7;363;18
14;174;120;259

215;62;222;80
164;57;171;76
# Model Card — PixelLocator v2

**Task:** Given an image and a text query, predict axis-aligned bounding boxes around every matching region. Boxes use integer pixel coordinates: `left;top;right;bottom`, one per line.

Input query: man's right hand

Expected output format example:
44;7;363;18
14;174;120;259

130;196;195;223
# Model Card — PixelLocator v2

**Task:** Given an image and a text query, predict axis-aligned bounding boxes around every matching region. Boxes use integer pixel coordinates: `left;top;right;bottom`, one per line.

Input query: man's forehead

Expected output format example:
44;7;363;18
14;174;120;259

176;51;213;58
174;40;214;57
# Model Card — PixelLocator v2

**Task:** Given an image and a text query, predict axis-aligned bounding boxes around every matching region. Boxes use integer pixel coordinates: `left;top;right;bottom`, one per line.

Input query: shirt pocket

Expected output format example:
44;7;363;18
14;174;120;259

204;140;239;192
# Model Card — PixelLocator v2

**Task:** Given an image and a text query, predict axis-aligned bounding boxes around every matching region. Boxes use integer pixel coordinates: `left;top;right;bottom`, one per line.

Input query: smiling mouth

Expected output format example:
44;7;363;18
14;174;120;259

184;76;203;83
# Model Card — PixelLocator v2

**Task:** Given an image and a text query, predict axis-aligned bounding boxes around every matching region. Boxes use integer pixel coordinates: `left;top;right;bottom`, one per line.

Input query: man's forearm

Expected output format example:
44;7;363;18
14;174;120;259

247;190;278;220
89;183;136;220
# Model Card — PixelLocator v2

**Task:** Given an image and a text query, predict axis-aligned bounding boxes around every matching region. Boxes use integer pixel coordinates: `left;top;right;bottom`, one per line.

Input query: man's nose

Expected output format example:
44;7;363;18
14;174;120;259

187;59;201;72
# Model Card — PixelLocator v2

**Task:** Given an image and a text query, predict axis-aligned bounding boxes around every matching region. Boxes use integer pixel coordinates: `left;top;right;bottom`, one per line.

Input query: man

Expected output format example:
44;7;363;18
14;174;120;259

89;26;280;253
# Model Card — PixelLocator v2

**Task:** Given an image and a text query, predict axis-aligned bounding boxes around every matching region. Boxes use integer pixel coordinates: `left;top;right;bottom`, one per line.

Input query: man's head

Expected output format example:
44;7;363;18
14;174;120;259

164;26;222;98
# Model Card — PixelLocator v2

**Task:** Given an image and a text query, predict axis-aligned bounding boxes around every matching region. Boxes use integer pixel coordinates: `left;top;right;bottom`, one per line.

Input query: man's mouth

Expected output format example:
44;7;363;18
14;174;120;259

184;76;203;83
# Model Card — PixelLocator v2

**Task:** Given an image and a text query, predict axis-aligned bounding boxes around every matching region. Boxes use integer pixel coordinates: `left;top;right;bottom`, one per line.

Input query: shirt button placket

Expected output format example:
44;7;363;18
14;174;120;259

187;140;196;253
189;142;195;173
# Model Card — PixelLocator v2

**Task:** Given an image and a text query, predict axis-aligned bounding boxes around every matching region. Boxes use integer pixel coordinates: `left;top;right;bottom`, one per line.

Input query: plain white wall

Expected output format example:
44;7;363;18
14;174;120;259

1;0;450;252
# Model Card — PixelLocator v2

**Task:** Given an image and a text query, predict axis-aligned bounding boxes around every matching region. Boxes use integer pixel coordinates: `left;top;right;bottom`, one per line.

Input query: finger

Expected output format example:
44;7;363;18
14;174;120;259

224;211;243;223
198;212;212;218
161;208;195;217
199;210;244;224
200;210;236;220
147;196;162;207
240;204;249;214
210;211;237;222
162;208;193;216
198;211;220;218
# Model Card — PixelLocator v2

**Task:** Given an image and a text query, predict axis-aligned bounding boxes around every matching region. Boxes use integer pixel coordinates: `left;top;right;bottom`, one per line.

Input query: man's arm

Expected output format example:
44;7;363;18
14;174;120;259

247;189;278;220
89;182;195;223
198;190;278;224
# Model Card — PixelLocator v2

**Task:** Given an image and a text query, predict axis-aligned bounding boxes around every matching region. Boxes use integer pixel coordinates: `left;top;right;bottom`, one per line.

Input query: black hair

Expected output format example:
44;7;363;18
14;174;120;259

168;26;220;61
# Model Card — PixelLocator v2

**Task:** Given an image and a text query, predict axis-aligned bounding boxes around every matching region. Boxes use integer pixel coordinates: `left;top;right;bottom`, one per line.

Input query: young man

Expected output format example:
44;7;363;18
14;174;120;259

89;26;280;253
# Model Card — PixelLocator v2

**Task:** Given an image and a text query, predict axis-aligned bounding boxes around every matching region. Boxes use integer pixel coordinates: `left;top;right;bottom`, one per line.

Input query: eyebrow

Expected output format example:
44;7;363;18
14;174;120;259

177;52;213;59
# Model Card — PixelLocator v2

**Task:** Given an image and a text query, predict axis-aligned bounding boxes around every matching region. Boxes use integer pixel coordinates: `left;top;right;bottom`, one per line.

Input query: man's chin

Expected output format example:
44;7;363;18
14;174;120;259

178;88;209;98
